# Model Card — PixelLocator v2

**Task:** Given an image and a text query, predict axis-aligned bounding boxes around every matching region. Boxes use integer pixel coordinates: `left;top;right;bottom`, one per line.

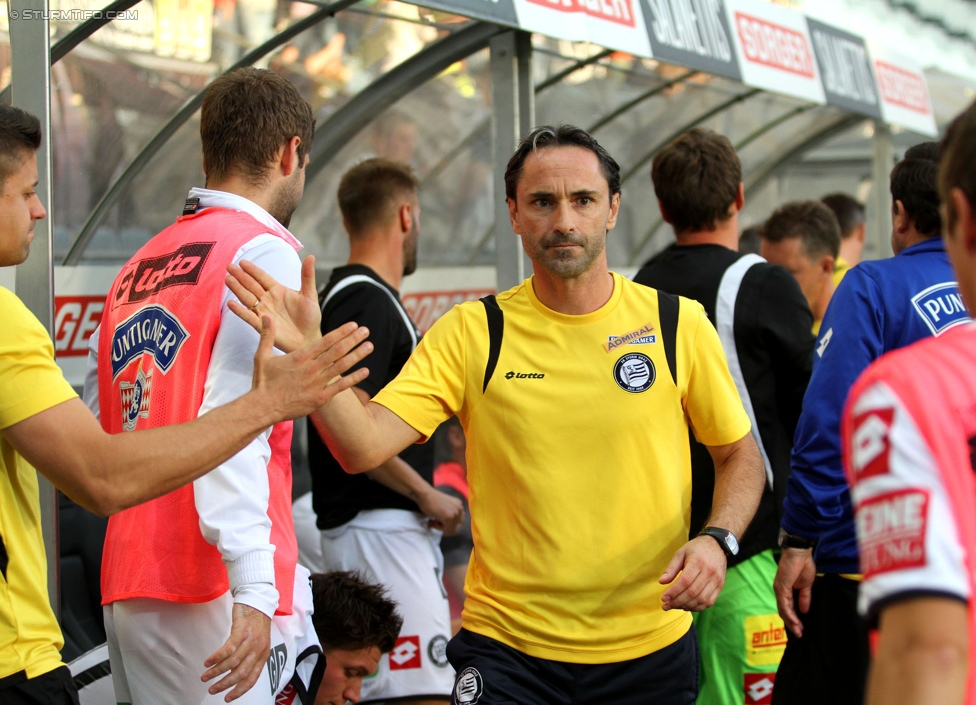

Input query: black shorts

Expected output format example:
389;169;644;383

771;574;870;705
446;626;698;705
1;667;80;705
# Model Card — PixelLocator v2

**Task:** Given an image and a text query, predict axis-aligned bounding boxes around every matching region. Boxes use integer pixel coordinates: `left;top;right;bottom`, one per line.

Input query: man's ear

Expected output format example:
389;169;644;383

892;200;909;233
658;199;673;226
507;198;520;235
734;182;745;212
950;188;976;253
399;203;412;233
820;254;836;277
280;136;303;176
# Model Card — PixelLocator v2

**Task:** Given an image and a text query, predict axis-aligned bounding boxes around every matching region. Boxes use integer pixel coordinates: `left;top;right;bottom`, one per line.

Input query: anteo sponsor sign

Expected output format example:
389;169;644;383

807;18;880;119
851;408;894;480
55;295;105;358
856;488;929;577
641;0;741;80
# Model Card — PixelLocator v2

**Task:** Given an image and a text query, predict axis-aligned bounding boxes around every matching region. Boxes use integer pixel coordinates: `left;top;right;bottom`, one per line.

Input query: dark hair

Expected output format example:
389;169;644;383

761;200;841;260
820;193;865;239
201;68;314;185
890;142;941;239
311;571;403;653
939;100;976;232
0;104;41;188
652;128;741;235
739;225;762;255
338;158;419;237
504;125;620;201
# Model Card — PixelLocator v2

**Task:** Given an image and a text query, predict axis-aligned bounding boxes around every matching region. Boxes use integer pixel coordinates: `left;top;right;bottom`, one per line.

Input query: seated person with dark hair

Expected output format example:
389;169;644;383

310;572;404;705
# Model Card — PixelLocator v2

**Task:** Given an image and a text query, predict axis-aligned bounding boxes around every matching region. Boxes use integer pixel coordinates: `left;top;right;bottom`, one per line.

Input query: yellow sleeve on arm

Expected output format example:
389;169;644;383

372;303;470;441
0;287;77;430
681;299;752;447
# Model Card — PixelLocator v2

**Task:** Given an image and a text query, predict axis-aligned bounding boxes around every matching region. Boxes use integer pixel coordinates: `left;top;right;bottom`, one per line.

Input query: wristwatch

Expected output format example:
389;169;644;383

778;528;817;550
699;526;740;558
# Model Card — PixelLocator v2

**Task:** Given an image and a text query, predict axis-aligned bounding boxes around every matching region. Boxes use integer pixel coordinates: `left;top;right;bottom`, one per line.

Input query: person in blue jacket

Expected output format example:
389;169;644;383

771;142;972;705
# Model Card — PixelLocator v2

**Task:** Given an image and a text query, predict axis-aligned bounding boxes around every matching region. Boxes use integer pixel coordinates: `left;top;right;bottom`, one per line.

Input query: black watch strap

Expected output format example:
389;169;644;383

698;526;739;558
778;528;817;550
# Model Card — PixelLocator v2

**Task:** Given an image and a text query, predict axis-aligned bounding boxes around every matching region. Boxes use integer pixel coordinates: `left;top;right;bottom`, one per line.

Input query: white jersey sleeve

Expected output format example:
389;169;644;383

193;234;301;619
847;380;969;617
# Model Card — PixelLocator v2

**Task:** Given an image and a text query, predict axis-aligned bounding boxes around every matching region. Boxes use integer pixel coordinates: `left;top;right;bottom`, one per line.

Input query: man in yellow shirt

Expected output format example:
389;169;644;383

760;201;842;335
229;125;765;704
0;104;371;704
821;193;866;287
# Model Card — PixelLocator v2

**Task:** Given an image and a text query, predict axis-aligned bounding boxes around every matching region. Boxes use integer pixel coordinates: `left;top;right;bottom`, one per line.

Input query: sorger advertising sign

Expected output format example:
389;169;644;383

869;43;937;137
512;0;653;58
724;0;825;105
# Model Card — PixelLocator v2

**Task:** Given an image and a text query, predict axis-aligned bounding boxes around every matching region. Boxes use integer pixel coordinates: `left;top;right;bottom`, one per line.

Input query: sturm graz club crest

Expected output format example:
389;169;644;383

454;667;483;704
119;367;152;431
428;634;449;667
613;353;656;393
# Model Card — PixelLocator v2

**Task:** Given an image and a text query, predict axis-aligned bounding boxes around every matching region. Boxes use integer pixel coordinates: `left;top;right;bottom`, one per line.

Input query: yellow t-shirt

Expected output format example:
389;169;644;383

0;286;77;681
832;256;850;288
374;274;751;663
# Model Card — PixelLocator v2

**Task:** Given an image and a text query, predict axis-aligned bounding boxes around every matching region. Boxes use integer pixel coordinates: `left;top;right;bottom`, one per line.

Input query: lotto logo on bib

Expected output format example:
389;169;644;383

851;408;894;480
454;667;484;704
389;636;422;670
744;673;776;704
613;353;655;393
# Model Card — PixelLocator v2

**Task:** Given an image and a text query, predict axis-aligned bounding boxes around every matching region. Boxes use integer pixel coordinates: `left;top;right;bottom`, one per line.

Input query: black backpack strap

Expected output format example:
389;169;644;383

480;295;503;393
657;291;679;386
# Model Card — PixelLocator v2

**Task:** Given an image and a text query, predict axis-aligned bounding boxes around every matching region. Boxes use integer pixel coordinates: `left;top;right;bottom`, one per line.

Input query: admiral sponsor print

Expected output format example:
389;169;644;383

112;242;214;308
110;304;189;380
911;282;970;336
856;488;929;577
604;322;657;352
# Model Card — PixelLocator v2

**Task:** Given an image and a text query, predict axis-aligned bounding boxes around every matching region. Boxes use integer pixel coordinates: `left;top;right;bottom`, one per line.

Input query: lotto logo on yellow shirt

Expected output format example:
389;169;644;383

745;615;787;666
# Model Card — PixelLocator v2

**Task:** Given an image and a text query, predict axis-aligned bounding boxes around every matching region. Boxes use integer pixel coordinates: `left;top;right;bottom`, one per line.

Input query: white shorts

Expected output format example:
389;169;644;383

293;492;325;573
69;643;114;705
321;509;454;702
103;565;321;705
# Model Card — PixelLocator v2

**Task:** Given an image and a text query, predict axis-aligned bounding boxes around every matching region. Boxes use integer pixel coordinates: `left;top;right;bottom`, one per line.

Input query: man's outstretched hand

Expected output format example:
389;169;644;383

251;313;372;421
228;254;323;354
